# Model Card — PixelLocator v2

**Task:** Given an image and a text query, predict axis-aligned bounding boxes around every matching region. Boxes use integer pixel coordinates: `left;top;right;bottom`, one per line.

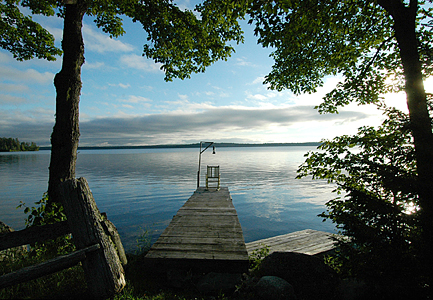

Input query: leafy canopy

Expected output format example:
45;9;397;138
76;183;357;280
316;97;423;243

1;0;245;81
1;0;61;60
246;0;433;113
296;104;424;290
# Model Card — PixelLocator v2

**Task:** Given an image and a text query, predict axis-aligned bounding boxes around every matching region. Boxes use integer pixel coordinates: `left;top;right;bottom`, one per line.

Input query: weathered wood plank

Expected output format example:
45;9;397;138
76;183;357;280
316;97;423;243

246;229;325;248
147;250;248;260
145;187;248;273
151;243;247;252
246;229;338;256
169;215;240;223
161;226;244;233
176;211;238;216
250;233;332;249
178;207;236;211
156;235;245;243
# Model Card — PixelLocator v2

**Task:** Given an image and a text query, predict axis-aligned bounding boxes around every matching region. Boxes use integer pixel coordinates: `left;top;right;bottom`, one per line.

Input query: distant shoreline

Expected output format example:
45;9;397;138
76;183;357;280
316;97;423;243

39;142;321;151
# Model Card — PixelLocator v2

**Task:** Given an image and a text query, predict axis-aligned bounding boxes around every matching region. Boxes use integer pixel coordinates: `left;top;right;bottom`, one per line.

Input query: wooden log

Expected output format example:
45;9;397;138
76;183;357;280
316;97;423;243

0;221;70;252
101;213;127;265
59;178;125;299
0;244;99;289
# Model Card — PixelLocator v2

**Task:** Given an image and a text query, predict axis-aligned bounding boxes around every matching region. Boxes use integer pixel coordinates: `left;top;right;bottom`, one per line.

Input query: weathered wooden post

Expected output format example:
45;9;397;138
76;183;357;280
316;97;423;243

59;177;125;299
101;213;127;265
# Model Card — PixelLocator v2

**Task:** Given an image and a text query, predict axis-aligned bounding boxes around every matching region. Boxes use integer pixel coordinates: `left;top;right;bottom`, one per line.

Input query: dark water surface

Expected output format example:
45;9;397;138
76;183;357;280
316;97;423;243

0;146;337;252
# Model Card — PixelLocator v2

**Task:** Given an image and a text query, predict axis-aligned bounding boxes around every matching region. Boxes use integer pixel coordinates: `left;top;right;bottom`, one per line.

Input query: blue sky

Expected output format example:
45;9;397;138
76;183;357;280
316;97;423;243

1;1;424;147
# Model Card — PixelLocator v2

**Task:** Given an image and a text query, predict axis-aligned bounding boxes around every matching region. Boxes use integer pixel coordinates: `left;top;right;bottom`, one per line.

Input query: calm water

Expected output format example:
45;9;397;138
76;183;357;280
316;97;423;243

0;146;337;252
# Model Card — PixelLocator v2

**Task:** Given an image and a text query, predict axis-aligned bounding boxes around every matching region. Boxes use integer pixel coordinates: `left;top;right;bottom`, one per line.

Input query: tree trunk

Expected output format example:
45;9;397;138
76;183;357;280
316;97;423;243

48;2;86;204
59;178;126;298
381;0;433;281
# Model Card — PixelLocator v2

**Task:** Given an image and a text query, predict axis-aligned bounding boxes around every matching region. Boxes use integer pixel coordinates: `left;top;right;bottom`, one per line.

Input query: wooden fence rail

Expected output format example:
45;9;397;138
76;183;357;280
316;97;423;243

0;177;126;299
0;244;100;289
0;220;70;252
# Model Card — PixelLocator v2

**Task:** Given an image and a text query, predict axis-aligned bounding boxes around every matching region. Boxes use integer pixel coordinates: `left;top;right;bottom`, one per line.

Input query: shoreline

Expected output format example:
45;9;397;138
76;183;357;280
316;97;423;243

39;142;321;151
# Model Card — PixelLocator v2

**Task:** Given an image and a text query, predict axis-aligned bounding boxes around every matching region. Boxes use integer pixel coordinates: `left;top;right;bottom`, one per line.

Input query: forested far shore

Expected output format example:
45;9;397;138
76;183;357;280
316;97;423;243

39;142;321;151
0;137;39;152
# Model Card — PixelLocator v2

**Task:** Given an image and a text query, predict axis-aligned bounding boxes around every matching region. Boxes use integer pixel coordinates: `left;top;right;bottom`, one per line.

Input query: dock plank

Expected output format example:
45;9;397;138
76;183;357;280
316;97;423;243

145;187;249;273
246;229;338;256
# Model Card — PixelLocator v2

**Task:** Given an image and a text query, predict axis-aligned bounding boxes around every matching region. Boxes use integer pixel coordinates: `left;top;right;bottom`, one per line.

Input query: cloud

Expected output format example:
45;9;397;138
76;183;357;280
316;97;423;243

0;109;54;146
219;91;230;98
245;90;280;104
247;93;268;101
178;94;189;101
235;57;255;67
250;76;265;85
0;94;28;104
177;0;194;11
84;61;105;69
83;24;134;53
0;52;15;64
45;26;63;44
0;83;29;93
0;66;54;84
119;54;163;73
118;83;130;89
77;105;368;144
1;102;371;147
121;95;152;104
109;83;131;89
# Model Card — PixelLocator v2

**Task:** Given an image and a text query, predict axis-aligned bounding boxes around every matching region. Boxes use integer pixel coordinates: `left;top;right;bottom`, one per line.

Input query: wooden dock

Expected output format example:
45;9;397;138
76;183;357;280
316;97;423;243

145;187;249;273
246;229;337;256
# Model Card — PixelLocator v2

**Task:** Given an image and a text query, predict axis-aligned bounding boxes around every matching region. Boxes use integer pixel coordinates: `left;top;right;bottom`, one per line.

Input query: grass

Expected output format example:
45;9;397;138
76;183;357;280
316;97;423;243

0;252;87;299
1;233;269;299
1;201;270;300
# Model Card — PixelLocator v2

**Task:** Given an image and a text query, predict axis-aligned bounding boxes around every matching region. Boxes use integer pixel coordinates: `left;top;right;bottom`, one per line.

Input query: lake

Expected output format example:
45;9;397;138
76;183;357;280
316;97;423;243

0;146;337;252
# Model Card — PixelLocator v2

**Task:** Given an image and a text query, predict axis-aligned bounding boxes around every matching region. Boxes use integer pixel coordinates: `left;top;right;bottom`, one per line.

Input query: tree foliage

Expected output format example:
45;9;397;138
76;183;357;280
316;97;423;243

0;137;39;151
297;104;429;296
1;0;245;79
0;0;62;60
18;192;74;258
1;0;247;206
233;0;433;294
137;0;245;81
246;0;433;111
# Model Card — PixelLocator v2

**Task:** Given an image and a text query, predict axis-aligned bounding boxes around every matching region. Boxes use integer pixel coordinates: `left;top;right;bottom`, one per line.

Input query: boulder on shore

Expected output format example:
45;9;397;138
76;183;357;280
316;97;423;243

257;251;340;300
196;272;242;294
255;275;296;300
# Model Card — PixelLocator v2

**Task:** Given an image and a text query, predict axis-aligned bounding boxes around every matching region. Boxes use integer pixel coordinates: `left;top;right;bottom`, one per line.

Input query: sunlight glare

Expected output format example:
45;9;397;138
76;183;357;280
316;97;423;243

404;202;419;215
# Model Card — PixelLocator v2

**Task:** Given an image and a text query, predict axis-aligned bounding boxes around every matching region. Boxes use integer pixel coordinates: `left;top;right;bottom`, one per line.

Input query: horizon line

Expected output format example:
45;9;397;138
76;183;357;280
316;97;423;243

39;142;322;150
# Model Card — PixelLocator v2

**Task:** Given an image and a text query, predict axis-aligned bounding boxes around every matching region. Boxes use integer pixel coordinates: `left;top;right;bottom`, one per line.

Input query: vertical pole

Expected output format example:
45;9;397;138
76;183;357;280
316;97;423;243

197;141;202;189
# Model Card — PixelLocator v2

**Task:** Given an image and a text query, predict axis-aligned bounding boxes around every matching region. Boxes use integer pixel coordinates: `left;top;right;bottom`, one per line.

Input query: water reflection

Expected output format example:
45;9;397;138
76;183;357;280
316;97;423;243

0;147;337;252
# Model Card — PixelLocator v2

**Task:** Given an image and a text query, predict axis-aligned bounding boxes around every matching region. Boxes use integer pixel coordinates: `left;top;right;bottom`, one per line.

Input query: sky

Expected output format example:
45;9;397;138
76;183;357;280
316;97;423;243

1;2;429;147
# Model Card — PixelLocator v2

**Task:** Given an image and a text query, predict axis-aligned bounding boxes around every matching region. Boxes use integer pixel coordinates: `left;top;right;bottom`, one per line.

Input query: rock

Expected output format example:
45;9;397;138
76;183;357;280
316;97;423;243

196;272;242;294
337;278;367;300
255;276;296;300
0;221;27;262
257;251;339;300
166;268;193;288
